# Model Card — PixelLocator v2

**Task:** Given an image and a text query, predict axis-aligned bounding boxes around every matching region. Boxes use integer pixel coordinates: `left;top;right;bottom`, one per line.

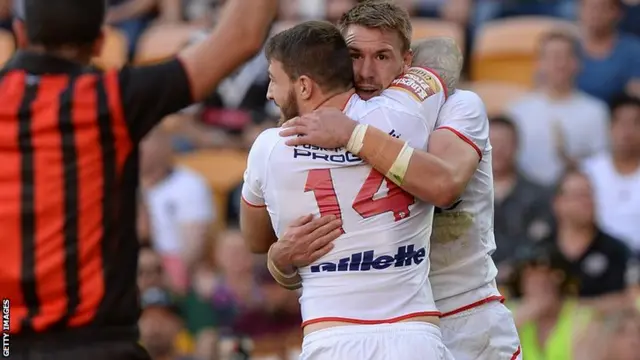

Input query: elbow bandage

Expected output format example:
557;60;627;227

346;124;414;186
267;247;302;290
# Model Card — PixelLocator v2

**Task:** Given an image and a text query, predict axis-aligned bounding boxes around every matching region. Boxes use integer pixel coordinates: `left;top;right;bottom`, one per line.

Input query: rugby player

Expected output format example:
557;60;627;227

239;20;454;359
268;2;522;359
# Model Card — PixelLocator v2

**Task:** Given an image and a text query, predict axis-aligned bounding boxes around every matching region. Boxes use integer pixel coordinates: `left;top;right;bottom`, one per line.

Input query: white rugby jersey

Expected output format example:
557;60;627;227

428;90;501;314
242;67;446;326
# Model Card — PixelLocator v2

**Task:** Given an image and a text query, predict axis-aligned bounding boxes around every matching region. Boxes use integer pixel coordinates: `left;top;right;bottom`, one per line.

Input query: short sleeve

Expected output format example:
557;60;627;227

380;66;447;136
117;59;193;142
175;171;215;223
241;129;278;207
435;90;488;159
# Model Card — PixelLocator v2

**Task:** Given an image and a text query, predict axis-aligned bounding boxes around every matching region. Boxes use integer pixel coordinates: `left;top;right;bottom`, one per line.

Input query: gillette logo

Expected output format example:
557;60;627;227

310;245;425;273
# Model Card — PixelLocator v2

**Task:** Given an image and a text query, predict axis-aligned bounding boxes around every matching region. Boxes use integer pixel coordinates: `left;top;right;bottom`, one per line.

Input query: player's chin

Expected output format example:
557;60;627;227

356;87;381;100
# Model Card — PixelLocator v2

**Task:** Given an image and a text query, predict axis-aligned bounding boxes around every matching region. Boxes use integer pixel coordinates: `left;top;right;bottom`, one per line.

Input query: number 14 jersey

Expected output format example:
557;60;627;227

242;67;447;327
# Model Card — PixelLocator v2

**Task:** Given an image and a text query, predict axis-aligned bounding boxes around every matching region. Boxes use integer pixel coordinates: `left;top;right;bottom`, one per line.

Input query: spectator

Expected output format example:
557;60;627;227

619;0;640;37
326;0;357;24
508;30;610;185
196;229;301;341
106;0;157;57
474;0;576;27
582;94;640;253
546;170;634;301
576;0;640;103
490;116;554;274
139;287;195;360
0;0;11;31
140;128;215;294
599;310;640;360
170;30;272;152
509;242;591;360
138;245;167;292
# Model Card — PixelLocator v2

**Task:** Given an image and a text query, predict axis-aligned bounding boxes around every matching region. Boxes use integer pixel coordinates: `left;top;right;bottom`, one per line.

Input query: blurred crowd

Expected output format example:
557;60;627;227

2;0;640;359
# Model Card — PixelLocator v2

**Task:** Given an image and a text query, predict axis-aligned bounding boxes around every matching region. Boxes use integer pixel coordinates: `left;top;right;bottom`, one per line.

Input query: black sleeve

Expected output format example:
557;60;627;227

117;59;193;142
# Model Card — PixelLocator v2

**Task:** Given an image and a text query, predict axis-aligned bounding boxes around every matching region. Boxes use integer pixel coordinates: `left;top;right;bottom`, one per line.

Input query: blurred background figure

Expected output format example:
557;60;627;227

576;0;640;102
138;245;168;292
140;128;215;294
490;115;554;280
599;310;640;360
139;287;196;360
507;30;609;185
546;170;635;312
106;0;158;57
582;94;640;254
508;242;589;360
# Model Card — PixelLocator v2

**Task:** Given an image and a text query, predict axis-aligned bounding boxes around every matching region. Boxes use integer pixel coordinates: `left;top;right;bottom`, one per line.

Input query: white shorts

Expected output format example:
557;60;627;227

441;300;522;360
300;322;454;360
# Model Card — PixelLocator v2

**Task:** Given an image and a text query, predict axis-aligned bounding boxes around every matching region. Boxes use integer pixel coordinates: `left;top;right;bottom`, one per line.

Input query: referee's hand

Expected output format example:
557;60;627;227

270;214;343;272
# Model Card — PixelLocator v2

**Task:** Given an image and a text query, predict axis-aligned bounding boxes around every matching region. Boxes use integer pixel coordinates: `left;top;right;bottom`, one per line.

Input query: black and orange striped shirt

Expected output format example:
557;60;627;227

0;51;192;337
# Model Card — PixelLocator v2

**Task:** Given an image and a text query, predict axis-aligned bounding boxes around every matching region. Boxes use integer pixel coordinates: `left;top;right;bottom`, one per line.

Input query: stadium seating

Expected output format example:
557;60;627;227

92;27;128;69
461;81;528;116
472;16;578;87
135;23;202;64
411;18;465;51
0;29;14;67
174;149;247;229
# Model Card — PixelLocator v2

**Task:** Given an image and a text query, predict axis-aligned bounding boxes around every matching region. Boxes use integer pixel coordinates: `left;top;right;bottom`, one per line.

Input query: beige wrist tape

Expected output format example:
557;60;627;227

386;142;414;186
267;247;302;290
346;124;368;155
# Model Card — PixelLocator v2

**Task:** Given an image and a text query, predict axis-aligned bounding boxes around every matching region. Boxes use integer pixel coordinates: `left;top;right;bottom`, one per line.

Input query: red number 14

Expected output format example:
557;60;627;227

304;168;415;231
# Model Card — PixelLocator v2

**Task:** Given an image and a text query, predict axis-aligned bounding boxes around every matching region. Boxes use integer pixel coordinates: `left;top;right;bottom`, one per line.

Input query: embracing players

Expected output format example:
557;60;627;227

266;1;522;359
240;20;454;360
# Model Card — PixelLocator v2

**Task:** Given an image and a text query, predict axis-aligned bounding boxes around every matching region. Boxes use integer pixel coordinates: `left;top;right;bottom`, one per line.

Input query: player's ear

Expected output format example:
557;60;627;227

403;49;413;68
298;75;313;100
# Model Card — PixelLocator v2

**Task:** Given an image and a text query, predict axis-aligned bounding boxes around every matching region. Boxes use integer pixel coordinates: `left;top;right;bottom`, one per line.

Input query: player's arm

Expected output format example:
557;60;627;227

117;0;278;141
240;201;277;254
349;123;478;207
239;132;277;254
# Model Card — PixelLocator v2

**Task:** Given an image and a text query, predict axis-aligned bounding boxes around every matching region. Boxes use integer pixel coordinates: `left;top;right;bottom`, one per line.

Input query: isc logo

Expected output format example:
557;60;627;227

310;244;426;273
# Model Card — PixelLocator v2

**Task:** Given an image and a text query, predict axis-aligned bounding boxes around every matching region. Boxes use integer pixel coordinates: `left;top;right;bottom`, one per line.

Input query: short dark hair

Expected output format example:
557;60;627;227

17;0;106;49
265;21;354;93
490;115;519;143
337;0;412;53
539;30;580;56
609;92;640;116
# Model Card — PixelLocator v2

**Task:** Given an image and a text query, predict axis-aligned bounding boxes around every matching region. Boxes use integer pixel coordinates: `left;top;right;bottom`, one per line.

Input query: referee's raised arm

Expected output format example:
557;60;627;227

116;0;279;140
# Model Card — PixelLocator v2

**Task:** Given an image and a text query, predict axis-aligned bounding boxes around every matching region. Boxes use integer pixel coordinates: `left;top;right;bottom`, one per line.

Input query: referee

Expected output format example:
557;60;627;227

0;0;278;358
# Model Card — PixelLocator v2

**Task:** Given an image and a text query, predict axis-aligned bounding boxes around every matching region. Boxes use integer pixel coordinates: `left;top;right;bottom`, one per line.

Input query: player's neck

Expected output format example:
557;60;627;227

309;88;356;113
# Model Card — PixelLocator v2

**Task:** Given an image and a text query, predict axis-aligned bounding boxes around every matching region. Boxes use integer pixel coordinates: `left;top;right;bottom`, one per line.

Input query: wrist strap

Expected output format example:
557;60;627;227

346;124;368;155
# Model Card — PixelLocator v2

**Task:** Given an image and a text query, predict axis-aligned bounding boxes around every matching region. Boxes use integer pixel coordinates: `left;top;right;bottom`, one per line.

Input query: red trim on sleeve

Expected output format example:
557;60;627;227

241;195;266;208
436;126;483;160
